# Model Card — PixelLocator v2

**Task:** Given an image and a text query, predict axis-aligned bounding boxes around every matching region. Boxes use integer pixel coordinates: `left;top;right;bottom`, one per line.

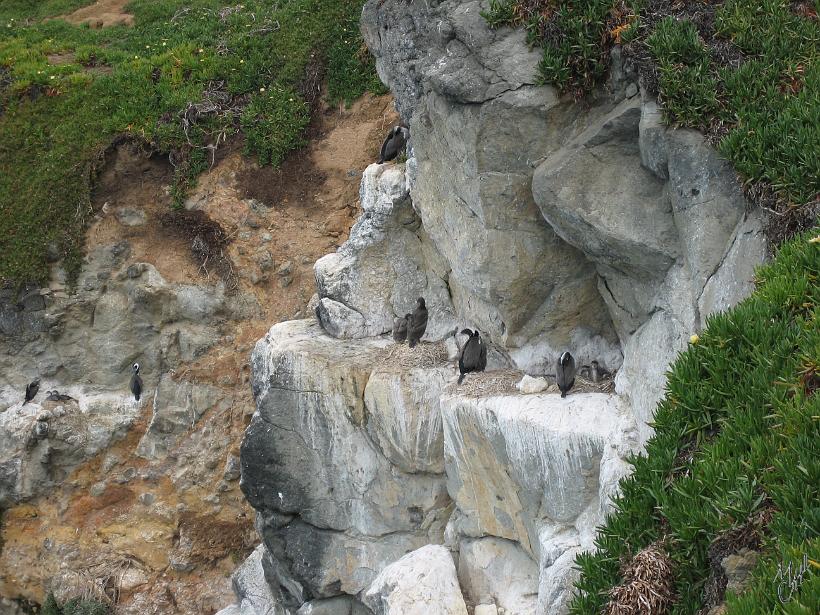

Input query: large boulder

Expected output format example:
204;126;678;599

362;545;467;615
241;320;452;599
458;537;539;614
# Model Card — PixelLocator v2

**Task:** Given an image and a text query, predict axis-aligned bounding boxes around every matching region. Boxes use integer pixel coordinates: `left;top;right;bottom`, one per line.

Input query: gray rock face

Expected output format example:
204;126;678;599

0;394;140;507
242;320;452;599
531;91;766;446
458;537;539;614
362;545;468;615
314;163;456;340
533;99;679;280
0;243;258;507
223;544;289;615
136;374;228;459
361;0;621;370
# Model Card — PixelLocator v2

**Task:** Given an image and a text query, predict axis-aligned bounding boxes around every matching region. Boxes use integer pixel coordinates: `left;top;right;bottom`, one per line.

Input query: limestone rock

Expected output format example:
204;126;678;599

242;321;451;598
362;545;468;615
458;537;539;615
699;208;767;320
442;392;638;554
516;375;549;394
361;0;620;367
314;297;368;339
297;596;373;615
615;309;690;446
136;374;228;459
314;164;456;340
226;544;288;615
0;393;140;507
533;98;678;280
666;130;748;291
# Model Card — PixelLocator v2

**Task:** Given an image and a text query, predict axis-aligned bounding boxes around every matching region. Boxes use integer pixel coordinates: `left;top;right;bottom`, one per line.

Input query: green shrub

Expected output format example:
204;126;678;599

570;229;820;613
0;0;384;287
481;0;819;216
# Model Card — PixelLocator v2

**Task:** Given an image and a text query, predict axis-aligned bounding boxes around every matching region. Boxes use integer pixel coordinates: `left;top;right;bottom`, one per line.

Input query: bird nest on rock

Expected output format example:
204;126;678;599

376;341;450;370
451;369;524;397
605;541;677;615
573;375;616;394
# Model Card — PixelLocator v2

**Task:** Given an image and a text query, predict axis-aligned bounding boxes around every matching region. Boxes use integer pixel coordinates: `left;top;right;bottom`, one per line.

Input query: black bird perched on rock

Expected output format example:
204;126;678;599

23;379;40;405
378;125;409;164
130;363;143;402
393;313;411;343
407;297;428;348
458;329;487;384
557;351;576;398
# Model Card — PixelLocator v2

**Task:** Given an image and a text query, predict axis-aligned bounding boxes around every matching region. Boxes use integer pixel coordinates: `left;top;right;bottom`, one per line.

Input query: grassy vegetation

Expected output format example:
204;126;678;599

481;0;819;208
0;0;384;287
40;593;109;615
480;2;819;612
571;229;820;612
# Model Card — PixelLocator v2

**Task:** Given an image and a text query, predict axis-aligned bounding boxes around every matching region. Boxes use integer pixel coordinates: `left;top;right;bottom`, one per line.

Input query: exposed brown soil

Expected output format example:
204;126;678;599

60;0;134;28
0;92;399;613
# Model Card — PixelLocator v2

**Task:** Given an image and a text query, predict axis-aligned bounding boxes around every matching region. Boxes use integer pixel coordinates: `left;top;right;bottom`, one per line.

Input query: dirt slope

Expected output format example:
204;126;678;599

0;93;398;614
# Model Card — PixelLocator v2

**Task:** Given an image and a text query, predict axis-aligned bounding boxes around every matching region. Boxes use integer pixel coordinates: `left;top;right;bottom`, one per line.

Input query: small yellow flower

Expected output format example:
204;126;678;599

259;87;265;92
198;48;204;53
162;42;167;46
240;59;244;63
134;55;139;59
49;75;55;79
809;235;820;244
689;334;700;345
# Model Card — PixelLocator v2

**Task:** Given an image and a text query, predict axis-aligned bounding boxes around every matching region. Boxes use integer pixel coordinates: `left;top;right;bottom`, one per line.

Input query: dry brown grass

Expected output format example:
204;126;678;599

606;542;677;615
376;341;450;371
450;369;524;397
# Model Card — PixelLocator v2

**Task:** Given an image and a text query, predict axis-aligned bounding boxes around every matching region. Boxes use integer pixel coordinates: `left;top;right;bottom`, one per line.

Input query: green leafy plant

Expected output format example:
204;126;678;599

0;0;383;287
570;229;820;613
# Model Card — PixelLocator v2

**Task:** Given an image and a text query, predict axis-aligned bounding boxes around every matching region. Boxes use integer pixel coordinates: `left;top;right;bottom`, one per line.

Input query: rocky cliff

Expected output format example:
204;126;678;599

0;95;396;613
233;0;769;613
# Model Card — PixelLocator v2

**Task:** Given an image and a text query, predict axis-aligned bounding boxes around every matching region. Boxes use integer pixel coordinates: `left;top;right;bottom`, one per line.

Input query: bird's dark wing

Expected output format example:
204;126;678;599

378;132;392;163
478;340;488;371
393;317;408;342
462;338;480;371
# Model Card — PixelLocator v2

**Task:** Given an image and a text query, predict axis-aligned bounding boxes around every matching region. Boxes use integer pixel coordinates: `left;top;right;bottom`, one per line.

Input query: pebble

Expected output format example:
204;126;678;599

261;232;273;242
90;482;107;497
277;260;293;276
139;492;155;505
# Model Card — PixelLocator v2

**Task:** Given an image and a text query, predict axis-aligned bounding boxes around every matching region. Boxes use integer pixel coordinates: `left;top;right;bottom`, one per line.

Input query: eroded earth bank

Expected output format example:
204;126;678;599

0;93;398;614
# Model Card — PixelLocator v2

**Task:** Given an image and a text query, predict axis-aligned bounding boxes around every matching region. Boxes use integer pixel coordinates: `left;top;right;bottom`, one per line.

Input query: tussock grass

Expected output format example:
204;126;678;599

0;0;385;287
570;230;820;614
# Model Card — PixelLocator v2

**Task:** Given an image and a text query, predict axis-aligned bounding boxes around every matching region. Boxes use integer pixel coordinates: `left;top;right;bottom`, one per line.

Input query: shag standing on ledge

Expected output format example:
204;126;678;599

407;297;428;348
